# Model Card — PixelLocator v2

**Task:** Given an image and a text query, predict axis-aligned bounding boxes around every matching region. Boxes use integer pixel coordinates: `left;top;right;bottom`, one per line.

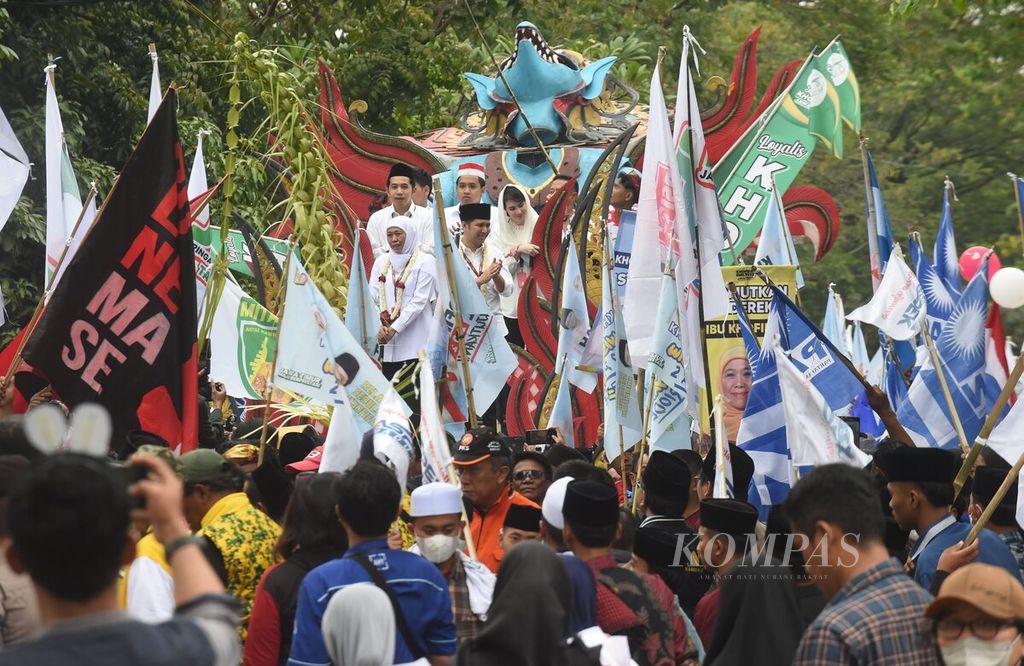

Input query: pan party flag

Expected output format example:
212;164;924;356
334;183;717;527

24;89;199;452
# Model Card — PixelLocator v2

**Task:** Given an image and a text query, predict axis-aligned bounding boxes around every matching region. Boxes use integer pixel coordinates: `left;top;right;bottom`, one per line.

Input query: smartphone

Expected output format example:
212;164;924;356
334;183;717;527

840;416;861;441
112;465;148;509
525;428;557;446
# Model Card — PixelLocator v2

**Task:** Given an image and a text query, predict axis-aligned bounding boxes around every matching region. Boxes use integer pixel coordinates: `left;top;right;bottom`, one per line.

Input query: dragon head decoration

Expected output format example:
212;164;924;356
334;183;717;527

463;22;623;147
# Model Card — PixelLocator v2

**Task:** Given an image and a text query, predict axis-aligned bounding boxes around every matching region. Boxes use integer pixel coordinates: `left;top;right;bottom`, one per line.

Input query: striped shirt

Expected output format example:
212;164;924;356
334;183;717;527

287;540;456;665
792;558;940;665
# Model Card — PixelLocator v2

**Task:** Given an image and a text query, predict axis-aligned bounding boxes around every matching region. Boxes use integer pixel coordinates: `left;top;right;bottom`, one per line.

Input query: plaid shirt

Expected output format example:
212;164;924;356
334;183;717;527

447;555;482;643
793;558;940;666
1000;529;1024;576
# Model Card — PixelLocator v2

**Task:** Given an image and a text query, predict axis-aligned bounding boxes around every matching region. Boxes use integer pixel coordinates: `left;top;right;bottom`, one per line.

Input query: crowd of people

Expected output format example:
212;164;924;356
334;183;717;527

0;160;1020;666
0;384;1023;666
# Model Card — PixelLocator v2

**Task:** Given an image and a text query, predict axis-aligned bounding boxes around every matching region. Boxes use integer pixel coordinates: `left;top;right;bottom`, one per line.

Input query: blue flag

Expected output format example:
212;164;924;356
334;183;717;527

910;234;958;340
343;234;381;357
897;266;995;449
865;151;895;286
822;285;848;356
771;285;864;412
754;186;804;288
933;186;961;293
736;301;791;519
883;347;909;412
733;288;761;377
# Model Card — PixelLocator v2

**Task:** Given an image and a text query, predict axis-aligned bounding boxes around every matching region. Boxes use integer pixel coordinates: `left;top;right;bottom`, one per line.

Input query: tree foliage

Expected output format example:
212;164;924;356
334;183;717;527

0;0;1021;342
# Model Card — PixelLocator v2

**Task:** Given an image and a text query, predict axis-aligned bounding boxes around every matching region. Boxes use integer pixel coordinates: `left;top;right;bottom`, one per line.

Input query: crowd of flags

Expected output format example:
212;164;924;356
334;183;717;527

0;34;1021;519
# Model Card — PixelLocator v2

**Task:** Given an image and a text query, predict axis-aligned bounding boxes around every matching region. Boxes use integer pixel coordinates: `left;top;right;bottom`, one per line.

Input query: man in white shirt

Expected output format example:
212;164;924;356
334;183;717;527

458;203;512;326
443;163;498;240
366;163;435;257
411;167;434;209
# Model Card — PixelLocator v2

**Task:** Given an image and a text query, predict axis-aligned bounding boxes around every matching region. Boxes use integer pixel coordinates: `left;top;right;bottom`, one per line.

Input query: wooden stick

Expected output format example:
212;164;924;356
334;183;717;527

921;324;970;453
952;354;1024;499
1010;172;1024;261
858;132;882;291
433;181;478;427
618;424;629;508
713;394;728;497
965;449;1024;546
1;185;98;390
257;238;295;467
630;373;657;514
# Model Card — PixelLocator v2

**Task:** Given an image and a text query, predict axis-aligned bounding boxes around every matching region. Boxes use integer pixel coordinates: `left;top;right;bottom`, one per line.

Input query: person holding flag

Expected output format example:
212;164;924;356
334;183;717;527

368;216;437;382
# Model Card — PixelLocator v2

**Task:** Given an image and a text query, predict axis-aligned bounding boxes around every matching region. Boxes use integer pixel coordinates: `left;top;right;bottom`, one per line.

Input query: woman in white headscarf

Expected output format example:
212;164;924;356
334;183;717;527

322;584;398;666
368;217;437;381
492;184;540;348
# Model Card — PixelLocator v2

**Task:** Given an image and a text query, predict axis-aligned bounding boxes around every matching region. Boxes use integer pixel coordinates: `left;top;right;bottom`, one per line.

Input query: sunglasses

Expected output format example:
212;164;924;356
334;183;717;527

514;470;545;482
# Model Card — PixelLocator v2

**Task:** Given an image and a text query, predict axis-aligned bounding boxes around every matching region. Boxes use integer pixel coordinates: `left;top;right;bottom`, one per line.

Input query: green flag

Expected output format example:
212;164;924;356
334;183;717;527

713;37;858;264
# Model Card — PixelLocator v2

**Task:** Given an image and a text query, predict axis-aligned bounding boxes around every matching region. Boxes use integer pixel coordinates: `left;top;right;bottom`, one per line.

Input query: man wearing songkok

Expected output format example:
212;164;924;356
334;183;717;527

540;475;598;635
926;562;1024;666
562;480;699;665
443;162;497;237
499;503;542;552
366;162;434;257
453;427;538;573
696;498;806;665
458;202;512;322
673;450;703;530
697;443;755;502
409;482;494;644
876;446;1022;589
368;215;437;381
635;450;707;617
786;463;940;666
970;465;1024;576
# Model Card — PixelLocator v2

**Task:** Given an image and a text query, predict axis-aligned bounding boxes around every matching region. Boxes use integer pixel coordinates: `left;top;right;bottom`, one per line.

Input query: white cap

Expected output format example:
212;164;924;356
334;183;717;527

410;482;463;518
541;476;574;530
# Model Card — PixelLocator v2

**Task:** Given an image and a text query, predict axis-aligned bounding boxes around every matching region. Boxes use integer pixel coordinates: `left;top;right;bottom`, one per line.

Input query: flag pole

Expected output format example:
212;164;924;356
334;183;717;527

630;375;657;514
1010;172;1024;260
1;184;98;388
952;354;1024;500
433;179;478;427
618;425;629;507
920;323;970;453
965;448;1024;546
858;132;882;291
713;394;727;497
257;237;295;467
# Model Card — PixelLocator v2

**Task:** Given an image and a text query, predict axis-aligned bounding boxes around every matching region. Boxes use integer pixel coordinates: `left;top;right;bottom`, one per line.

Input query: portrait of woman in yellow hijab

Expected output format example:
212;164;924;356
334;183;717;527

717;347;753;441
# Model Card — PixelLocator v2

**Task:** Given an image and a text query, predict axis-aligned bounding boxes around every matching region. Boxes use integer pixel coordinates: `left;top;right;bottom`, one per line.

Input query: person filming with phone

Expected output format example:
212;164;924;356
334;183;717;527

0;452;242;666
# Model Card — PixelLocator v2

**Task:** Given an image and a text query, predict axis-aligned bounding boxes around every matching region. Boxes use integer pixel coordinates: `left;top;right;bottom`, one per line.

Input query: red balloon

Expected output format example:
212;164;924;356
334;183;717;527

959;246;1001;281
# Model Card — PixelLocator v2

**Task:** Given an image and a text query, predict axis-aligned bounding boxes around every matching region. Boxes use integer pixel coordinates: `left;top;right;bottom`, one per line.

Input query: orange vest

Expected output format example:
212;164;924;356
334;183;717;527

467;487;538;573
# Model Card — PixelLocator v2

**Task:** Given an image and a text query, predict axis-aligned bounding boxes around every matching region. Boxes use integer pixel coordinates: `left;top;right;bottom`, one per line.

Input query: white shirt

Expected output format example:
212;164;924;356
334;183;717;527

369;251;437;362
459;238;512;320
491;237;531;319
366;203;435;258
126;556;174;623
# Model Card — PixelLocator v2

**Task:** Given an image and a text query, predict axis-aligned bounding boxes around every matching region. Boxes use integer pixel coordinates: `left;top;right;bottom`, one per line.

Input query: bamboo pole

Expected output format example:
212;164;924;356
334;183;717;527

1;185;98;389
965;450;1024;546
921;324;970;454
433;180;478;427
952;354;1024;500
859;132;883;291
1010;172;1024;260
630;373;657;514
713;394;728;497
257;238;296;467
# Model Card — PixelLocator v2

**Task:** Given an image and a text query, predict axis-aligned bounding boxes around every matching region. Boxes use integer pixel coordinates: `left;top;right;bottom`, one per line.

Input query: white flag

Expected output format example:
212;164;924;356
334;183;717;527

847;247;925;341
674;30;731;319
555;235;597;393
0;103;30;235
189;131;213;318
776;344;870;467
320;392;360;475
274;251;402;432
147;47;161;122
374;389;415;490
418;357;453;484
988;394;1024;465
44;64;96;289
624;66;696;366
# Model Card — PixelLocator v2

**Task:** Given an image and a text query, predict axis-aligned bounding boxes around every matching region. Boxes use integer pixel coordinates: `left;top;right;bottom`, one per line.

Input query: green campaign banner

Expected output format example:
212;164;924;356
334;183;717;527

713;38;859;265
207;225;290;277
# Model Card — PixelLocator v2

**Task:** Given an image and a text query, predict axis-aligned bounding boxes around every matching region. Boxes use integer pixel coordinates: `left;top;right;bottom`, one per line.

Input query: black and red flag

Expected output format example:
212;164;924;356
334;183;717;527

24;89;198;453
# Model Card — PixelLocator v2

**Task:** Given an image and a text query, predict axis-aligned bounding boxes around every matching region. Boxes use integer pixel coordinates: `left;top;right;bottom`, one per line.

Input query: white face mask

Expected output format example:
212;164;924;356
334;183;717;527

416;535;462;563
939;636;1019;666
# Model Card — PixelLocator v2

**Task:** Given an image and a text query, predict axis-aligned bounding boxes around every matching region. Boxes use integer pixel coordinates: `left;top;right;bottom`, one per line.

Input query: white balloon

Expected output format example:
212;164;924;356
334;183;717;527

991;267;1024;309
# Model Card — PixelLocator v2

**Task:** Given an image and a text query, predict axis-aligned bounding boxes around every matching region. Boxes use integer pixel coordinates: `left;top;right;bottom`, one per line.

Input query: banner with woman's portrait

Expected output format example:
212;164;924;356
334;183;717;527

699;265;798;442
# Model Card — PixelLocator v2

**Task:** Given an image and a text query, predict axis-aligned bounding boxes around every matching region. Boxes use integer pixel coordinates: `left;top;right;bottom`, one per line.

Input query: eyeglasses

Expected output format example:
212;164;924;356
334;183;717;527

514;470;545;482
934;618;1023;641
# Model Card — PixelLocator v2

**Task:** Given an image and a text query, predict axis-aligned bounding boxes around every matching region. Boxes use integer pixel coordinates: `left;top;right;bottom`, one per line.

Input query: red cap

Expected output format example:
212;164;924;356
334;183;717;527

285;446;324;474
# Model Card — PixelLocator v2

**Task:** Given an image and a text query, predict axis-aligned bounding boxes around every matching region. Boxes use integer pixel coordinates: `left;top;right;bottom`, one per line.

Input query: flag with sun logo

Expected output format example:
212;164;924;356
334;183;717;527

909;234;959;340
896;264;997;449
